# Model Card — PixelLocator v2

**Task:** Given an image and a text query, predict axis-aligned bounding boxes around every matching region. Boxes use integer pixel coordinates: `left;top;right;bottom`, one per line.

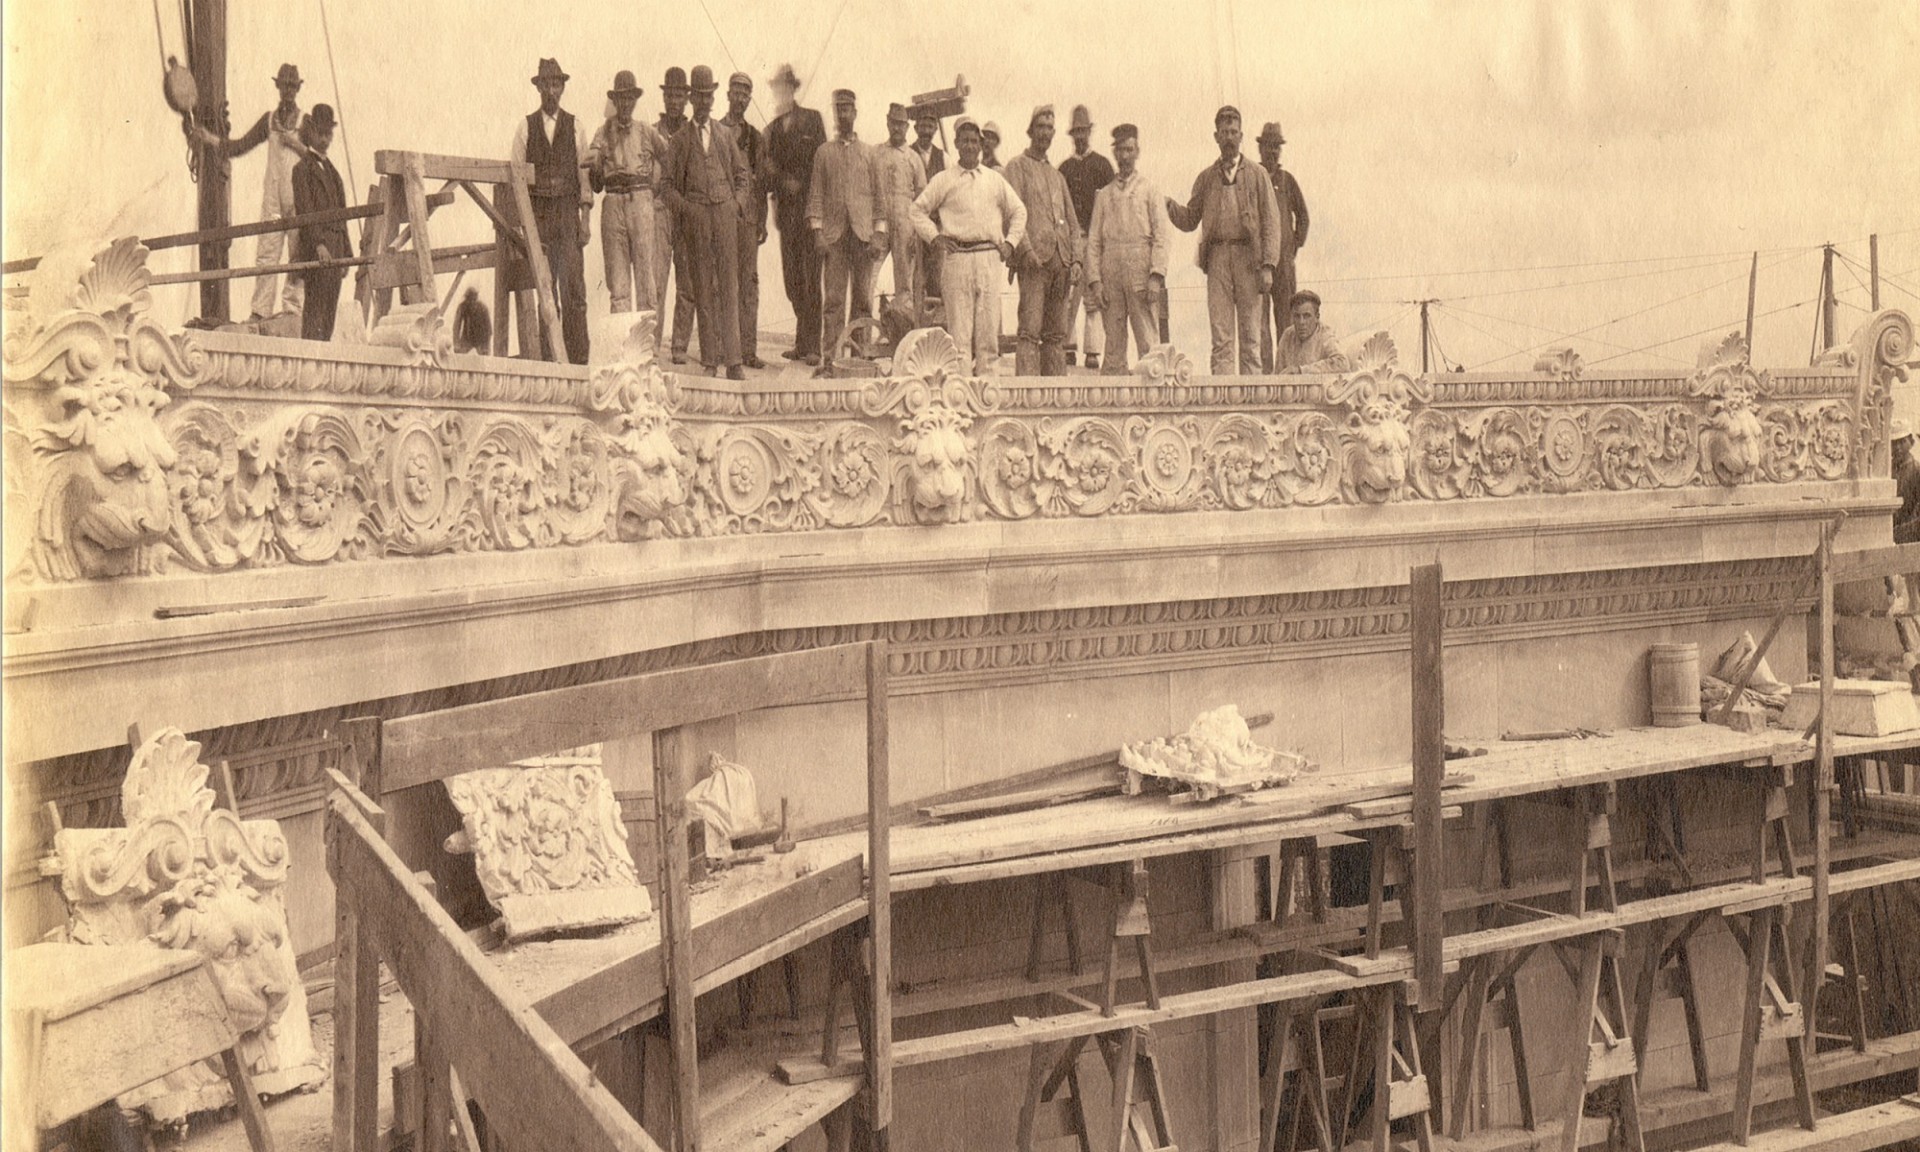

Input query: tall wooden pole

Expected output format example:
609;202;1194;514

1409;563;1445;1009
1808;520;1835;1043
1420;299;1431;374
1744;252;1758;350
1871;234;1881;311
191;0;231;322
1821;244;1838;353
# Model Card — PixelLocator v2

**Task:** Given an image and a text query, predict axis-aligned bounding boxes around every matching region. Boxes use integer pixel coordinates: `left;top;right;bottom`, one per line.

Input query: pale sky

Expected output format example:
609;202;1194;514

6;0;1918;371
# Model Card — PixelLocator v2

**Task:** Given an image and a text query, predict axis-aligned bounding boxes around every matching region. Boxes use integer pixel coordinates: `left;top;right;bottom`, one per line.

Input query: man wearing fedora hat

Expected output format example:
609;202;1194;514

663;66;753;379
1059;104;1114;370
807;88;889;373
1256;121;1310;372
196;63;310;323
511;57;593;363
719;72;768;369
1167;105;1284;374
1003;105;1080;376
291;104;350;342
655;67;700;362
763;64;828;365
588;70;669;317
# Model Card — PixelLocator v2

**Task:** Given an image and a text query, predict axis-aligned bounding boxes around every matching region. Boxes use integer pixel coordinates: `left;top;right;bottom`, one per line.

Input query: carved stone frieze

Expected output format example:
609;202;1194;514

443;761;651;940
40;727;326;1121
1848;309;1913;481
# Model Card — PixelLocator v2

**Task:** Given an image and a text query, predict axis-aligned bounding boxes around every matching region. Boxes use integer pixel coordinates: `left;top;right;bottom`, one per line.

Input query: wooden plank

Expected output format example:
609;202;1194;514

1410;564;1446;1010
375;150;522;184
866;641;893;1133
325;797;665;1152
1828;541;1920;584
507;169;565;362
398;153;441;307
379;644;871;794
1810;521;1836;1044
332;717;383;1152
370;244;498;290
1680;1097;1920;1152
652;727;701;1152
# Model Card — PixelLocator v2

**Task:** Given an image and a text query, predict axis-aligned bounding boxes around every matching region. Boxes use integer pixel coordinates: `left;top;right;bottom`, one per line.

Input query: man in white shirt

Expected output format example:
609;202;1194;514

909;118;1027;375
510;57;594;363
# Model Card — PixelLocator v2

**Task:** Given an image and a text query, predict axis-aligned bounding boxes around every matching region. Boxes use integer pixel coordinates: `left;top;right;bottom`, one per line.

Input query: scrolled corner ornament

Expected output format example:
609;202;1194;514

587;311;695;540
1134;343;1195;388
3;238;205;581
1688;331;1770;486
1322;333;1431;503
1846;309;1913;480
1531;347;1583;382
863;328;996;525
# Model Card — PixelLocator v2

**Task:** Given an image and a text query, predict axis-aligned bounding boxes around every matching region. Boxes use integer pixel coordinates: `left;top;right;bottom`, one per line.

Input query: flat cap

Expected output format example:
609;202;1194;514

832;87;857;104
1215;104;1241;125
953;116;982;136
1111;123;1138;144
729;71;753;91
1029;103;1054;128
887;102;910;120
1288;289;1322;311
982;120;1002;140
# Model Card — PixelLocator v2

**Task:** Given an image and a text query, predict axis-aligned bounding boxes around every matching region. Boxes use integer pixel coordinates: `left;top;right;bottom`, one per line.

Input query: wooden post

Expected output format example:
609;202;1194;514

866;641;894;1143
398;153;442;308
1744;251;1759;349
491;185;513;356
1822;244;1838;353
507;161;566;362
332;717;384;1152
1809;520;1836;1042
1410;563;1445;1008
652;725;701;1152
190;0;230;322
1871;234;1881;311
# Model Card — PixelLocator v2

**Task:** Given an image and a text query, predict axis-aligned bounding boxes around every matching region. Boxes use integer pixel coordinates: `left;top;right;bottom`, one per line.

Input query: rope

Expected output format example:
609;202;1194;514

806;0;852;101
150;0;172;71
1586;298;1813;368
316;0;357;195
1315;231;1916;286
691;0;767;126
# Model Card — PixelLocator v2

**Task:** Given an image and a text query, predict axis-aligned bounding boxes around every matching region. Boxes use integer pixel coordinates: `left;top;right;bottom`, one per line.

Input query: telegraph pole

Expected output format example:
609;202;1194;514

1871;234;1881;311
1418;299;1434;374
1821;243;1838;353
1744;251;1758;349
191;0;231;322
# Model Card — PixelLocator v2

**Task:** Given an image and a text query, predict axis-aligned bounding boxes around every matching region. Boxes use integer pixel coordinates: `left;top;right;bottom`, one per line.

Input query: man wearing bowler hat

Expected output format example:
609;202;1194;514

1167;105;1283;374
1256;121;1311;372
1058;103;1114;370
763;64;827;365
587;70;669;316
663;66;752;379
655;67;700;361
719;71;768;368
291;104;350;342
807;88;889;373
511;58;593;363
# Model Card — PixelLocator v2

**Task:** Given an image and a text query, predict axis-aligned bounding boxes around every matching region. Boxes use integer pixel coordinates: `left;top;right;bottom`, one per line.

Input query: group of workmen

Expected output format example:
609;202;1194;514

236;57;1351;378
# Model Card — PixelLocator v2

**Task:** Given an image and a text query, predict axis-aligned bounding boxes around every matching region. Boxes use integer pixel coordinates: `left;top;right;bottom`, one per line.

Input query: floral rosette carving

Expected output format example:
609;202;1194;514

1644;403;1700;488
1533;409;1591;492
1588;406;1652;491
1323;334;1431;504
1124;415;1204;511
691;424;823;533
4;238;205;581
1034;416;1131;516
1801;401;1853;480
1282;412;1343;506
980;419;1041;519
361;410;468;554
810;423;891;527
1202;413;1290;510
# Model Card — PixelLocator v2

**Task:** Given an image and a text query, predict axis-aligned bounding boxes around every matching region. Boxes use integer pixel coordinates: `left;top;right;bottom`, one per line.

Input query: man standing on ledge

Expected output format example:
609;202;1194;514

654;67;699;363
510;58;593;363
1166;105;1282;375
586;70;667;317
195;63;309;323
1003;105;1079;376
807;88;889;373
1059;104;1114;370
720;72;768;368
910;117;1026;376
291;104;350;342
876;103;929;324
1085;123;1169;374
910;109;947;308
663;66;752;380
1257;122;1310;372
1274;290;1350;374
764;64;828;365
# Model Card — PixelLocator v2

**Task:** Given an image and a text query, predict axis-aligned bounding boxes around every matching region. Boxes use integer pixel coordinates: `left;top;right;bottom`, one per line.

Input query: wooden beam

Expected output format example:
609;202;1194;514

375;150;529;185
1810;520;1837;1043
331;718;383;1152
866;641;893;1133
1828;542;1920;584
398;152;442;308
324;797;666;1152
1410;563;1446;1009
506;169;565;361
1678;1097;1920;1152
653;726;700;1152
378;644;871;795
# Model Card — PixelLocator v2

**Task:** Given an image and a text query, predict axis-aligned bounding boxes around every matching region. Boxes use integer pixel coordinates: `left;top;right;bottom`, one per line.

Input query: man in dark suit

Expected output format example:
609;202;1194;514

663;66;753;379
720;71;768;369
807;88;889;372
762;64;827;365
291;104;351;341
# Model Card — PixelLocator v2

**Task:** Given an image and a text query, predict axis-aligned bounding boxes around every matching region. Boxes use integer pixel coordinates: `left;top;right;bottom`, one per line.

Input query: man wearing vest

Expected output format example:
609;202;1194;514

511;57;593;363
663;66;753;380
654;67;700;363
1003;105;1081;376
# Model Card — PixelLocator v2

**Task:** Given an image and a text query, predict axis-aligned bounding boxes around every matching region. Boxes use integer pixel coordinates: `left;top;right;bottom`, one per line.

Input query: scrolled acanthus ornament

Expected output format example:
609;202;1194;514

1845;310;1913;481
1688;332;1770;486
3;238;205;581
861;328;997;524
1323;333;1432;503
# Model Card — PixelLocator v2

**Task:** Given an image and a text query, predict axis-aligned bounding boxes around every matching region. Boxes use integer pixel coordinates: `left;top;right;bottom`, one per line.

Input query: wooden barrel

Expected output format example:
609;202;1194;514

1650;642;1701;727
